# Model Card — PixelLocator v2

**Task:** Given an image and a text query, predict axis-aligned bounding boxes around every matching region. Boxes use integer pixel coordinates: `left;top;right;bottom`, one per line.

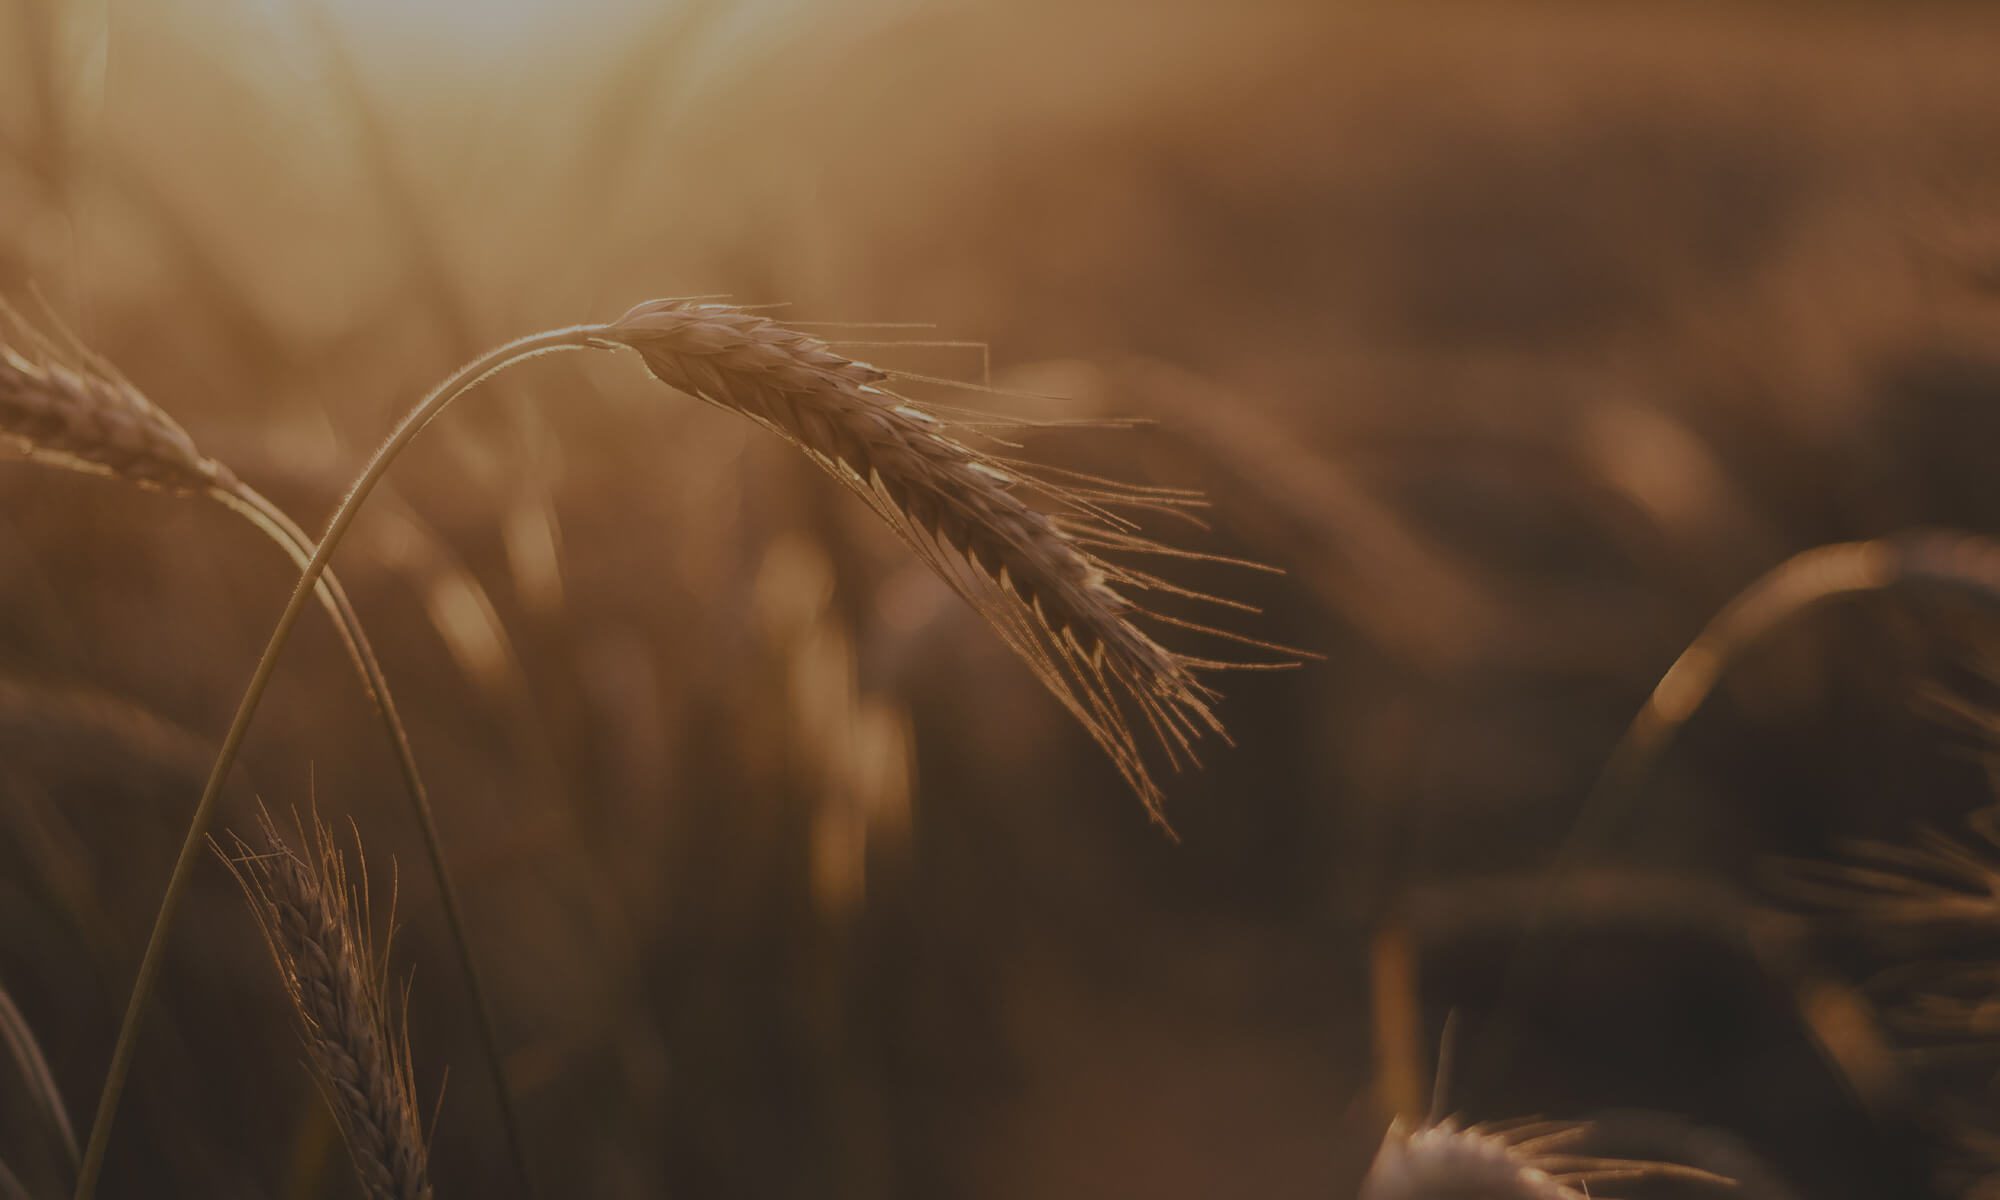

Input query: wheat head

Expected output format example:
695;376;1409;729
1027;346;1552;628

219;813;433;1200
0;305;232;494
1361;1118;1731;1200
603;299;1288;825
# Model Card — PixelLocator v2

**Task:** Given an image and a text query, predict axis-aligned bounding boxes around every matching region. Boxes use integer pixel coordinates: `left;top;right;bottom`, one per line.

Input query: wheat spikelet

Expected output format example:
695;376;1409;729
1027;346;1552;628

604;299;1289;825
0;304;232;494
219;813;433;1200
1361;1118;1732;1200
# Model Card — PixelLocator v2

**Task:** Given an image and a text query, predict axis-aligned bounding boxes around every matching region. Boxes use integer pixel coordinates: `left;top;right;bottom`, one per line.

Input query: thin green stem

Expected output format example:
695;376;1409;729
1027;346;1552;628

210;481;534;1197
74;324;607;1200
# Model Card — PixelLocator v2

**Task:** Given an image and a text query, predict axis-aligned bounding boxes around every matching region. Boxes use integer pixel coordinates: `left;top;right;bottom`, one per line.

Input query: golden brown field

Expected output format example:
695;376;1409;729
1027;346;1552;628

4;2;2000;1197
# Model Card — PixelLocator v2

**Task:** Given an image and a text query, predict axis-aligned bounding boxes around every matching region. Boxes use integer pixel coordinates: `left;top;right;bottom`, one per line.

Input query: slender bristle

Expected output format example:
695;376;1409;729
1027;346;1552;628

603;298;1292;826
218;813;433;1200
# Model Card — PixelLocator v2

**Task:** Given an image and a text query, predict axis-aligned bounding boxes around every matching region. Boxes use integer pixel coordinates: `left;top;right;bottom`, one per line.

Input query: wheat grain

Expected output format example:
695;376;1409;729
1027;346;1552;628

219;812;433;1200
603;299;1288;825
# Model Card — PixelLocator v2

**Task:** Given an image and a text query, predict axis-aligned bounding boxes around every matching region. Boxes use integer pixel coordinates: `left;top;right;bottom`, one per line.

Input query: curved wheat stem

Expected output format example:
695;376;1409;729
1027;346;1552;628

219;811;433;1200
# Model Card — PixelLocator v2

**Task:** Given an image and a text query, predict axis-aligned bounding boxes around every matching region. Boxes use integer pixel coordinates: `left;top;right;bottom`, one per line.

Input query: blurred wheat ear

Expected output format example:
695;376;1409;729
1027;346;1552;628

1360;1118;1734;1199
218;811;434;1200
604;300;1302;828
0;302;527;1200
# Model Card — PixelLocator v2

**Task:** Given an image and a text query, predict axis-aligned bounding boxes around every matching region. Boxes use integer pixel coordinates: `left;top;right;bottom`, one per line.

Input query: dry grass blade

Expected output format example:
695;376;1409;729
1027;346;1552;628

1360;1118;1734;1199
218;812;433;1200
0;300;232;494
0;977;78;1180
604;300;1296;826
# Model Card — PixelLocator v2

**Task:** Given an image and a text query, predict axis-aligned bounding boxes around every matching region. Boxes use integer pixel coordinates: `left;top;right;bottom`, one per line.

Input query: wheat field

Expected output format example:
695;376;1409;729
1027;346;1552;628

3;2;2000;1197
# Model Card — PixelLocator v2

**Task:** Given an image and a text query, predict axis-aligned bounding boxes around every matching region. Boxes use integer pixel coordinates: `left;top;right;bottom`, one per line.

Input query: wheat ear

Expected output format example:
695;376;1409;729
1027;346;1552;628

3;312;523;1200
0;303;233;494
218;812;433;1200
603;300;1297;823
206;482;534;1193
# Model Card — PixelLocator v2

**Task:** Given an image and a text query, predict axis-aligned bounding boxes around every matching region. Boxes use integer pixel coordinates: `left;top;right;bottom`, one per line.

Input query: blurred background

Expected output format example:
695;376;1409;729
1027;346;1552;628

3;1;2000;1196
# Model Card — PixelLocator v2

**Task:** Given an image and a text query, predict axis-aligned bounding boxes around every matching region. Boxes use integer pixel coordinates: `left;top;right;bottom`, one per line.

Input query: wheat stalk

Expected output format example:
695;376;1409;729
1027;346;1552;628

1361;1118;1732;1200
219;812;433;1200
0;307;525;1200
